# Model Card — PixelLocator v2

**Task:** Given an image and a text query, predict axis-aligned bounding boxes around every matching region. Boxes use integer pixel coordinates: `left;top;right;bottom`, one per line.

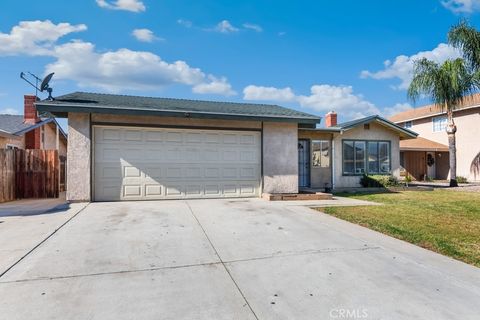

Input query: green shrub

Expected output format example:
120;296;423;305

456;176;468;183
360;174;400;188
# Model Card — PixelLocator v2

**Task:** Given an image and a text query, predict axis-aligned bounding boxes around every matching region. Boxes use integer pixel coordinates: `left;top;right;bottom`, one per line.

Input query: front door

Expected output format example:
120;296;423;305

298;139;310;188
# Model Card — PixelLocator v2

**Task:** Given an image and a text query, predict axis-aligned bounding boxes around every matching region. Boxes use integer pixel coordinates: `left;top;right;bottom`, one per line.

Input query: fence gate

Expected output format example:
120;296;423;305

0;149;60;203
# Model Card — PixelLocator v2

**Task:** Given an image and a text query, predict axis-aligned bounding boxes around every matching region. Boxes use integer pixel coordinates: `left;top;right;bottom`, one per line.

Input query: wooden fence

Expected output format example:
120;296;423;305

0;149;60;203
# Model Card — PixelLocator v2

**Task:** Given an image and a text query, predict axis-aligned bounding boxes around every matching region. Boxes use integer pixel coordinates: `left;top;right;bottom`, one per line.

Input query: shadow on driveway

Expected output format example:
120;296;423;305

0;192;69;218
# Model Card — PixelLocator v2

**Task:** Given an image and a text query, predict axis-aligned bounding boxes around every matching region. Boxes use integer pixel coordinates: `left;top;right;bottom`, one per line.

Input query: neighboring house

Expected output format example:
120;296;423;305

390;93;480;182
0;95;67;156
36;92;416;202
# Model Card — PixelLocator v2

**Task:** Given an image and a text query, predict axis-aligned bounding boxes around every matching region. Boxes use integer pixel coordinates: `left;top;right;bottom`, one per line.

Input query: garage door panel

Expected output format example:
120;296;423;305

123;185;142;197
94;126;260;201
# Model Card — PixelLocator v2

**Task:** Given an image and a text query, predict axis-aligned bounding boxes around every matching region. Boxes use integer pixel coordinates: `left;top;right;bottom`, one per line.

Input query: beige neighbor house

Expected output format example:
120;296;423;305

390;93;480;182
0;95;67;155
36;92;417;202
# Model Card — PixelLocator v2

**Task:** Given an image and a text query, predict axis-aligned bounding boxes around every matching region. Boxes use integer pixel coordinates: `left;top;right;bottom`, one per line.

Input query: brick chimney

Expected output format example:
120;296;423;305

325;111;337;127
24;95;40;124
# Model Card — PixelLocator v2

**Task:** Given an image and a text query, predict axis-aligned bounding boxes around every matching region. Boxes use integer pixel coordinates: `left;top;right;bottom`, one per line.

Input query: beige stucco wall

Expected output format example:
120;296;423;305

332;122;401;189
263;122;298;194
67;113;91;202
58;135;67;157
0;135;24;149
42;122;67;157
399;108;480;181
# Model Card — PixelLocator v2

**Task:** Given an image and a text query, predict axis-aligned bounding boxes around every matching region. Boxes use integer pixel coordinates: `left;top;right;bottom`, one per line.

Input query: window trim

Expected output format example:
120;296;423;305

342;139;392;176
5;144;19;150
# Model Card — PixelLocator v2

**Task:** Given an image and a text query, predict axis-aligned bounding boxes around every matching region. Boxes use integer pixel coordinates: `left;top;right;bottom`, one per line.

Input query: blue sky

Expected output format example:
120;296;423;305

1;0;480;127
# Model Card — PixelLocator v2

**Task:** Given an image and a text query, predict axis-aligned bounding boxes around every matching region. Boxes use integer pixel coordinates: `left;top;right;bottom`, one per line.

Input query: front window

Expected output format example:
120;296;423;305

432;116;447;132
404;121;412;129
312;140;330;168
343;140;391;175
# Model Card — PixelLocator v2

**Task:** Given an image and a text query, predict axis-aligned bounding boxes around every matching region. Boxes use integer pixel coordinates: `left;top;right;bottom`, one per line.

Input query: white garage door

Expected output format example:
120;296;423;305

93;126;261;201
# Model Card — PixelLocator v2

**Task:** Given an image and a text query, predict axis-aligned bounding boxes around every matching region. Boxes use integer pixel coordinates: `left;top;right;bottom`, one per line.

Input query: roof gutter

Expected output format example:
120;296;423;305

400;147;449;152
35;102;321;125
13;118;55;136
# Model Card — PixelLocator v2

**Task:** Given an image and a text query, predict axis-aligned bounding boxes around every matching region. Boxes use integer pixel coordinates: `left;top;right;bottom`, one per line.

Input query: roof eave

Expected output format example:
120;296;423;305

12;118;55;136
0;129;21;139
36;102;321;125
400;147;449;152
391;104;480;123
298;127;342;133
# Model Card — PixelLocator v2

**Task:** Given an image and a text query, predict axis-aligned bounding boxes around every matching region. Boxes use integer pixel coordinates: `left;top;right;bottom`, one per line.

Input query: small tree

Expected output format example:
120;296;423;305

407;58;477;187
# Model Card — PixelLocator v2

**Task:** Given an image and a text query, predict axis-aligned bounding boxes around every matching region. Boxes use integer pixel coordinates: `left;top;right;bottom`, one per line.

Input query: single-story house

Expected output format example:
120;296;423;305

0;95;67;155
36;92;417;202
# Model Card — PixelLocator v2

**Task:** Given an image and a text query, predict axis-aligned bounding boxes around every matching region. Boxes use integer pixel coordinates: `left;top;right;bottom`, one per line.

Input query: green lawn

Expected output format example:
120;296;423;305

321;190;480;267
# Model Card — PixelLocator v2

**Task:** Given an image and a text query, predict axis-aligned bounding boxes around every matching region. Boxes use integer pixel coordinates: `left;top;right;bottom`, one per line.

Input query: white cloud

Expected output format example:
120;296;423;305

441;0;480;13
278;31;287;37
46;40;235;95
132;28;162;42
361;43;461;90
382;102;413;118
243;23;263;32
297;85;380;119
0;20;86;56
177;19;193;28
96;0;145;12
0;107;19;115
213;20;239;33
243;84;380;120
193;76;236;96
243;85;296;102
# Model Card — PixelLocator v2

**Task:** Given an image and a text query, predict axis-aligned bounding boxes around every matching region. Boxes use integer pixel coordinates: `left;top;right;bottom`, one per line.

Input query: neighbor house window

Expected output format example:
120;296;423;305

432;116;447;132
404;121;412;129
343;140;391;175
312;140;330;168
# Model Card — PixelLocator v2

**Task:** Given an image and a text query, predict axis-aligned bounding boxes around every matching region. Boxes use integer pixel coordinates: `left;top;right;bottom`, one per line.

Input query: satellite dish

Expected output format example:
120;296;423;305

40;73;54;92
20;71;55;100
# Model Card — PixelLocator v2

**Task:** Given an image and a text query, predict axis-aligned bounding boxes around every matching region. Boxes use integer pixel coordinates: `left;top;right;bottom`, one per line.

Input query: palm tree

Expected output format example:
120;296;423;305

407;58;477;187
448;20;480;71
449;21;480;182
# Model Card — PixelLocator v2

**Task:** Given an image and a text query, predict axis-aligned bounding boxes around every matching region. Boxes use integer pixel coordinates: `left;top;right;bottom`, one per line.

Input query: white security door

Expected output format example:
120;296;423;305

93;126;261;201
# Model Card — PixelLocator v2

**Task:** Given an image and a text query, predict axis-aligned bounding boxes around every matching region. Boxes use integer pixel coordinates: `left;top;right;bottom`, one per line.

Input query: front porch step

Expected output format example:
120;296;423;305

262;192;333;201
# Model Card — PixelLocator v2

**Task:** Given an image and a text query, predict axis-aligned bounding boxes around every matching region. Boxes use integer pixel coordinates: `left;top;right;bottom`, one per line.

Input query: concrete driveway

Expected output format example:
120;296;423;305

0;199;479;319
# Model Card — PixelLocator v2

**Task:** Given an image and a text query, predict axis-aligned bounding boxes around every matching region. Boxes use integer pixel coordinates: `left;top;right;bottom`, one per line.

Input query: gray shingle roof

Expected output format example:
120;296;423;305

0;114;33;134
0;114;54;135
36;92;320;124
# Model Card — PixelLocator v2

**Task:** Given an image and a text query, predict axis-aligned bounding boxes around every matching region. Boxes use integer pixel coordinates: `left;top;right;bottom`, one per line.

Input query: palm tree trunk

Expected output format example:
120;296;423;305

446;109;458;187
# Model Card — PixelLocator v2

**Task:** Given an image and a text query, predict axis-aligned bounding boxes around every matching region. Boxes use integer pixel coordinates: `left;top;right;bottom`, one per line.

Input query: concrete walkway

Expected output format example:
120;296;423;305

0;198;479;319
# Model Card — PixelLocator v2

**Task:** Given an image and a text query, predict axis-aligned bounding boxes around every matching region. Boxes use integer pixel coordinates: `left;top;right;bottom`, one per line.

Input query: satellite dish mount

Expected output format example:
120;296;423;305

20;72;55;100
